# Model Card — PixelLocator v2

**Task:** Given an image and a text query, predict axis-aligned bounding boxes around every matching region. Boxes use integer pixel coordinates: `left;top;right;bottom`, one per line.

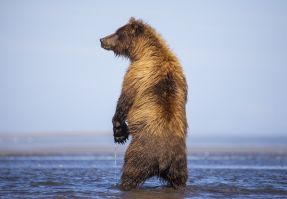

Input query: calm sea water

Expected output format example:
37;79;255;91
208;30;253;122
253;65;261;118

0;153;286;199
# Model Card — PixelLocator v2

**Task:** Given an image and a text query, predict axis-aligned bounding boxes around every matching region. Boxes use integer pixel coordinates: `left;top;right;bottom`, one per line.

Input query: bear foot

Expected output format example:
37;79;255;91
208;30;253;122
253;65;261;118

120;180;137;191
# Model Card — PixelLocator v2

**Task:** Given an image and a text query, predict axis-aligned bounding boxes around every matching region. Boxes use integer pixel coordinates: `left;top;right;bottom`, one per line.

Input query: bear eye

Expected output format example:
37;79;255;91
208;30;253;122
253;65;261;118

117;31;126;41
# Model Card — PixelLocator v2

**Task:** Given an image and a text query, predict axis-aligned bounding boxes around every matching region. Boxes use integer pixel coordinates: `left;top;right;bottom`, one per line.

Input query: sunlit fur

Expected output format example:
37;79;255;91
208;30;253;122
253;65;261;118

104;17;188;190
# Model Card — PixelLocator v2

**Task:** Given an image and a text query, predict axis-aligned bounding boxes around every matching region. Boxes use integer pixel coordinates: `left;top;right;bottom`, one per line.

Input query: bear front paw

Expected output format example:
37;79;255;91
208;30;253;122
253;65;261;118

113;120;129;144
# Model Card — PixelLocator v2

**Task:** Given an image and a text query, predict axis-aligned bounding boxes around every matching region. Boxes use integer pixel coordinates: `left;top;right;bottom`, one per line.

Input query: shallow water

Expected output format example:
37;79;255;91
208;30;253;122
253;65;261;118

0;154;287;199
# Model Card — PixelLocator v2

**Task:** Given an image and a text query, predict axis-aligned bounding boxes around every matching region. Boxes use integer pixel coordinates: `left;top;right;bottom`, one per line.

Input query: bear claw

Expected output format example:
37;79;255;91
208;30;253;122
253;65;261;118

114;135;128;144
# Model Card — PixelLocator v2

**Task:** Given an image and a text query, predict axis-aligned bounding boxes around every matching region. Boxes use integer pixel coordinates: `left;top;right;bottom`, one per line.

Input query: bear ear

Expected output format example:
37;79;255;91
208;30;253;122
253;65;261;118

129;17;136;23
130;18;144;36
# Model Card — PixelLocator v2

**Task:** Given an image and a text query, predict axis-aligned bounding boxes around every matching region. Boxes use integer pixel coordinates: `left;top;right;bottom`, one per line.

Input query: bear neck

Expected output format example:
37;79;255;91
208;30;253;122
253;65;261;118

129;36;171;63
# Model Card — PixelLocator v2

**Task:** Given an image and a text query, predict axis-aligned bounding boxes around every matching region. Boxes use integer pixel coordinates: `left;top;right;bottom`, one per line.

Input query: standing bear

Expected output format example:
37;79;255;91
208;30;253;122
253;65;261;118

100;17;188;191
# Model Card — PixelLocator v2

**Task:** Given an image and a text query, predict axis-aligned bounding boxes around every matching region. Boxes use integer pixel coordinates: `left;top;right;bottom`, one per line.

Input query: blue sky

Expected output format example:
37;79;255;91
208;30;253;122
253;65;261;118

0;0;286;137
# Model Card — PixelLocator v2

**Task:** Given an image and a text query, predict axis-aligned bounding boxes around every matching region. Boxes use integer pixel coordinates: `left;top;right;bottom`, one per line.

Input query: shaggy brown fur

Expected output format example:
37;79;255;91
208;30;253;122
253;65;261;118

100;17;188;191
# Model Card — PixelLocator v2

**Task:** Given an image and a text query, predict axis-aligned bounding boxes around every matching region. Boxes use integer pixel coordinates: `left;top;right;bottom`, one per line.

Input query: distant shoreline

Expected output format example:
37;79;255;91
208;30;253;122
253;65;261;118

1;133;287;156
1;145;287;156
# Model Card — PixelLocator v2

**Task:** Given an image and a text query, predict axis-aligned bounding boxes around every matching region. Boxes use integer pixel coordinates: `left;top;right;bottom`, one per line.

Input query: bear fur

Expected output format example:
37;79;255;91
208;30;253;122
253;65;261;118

100;17;188;191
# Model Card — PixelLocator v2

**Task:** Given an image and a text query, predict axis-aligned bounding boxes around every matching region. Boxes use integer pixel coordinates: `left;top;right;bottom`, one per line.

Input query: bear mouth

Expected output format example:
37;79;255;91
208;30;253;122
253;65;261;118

101;43;113;51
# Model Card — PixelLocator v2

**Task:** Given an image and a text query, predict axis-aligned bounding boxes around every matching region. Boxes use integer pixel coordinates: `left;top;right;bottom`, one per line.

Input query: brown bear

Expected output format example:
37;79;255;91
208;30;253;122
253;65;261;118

100;17;188;191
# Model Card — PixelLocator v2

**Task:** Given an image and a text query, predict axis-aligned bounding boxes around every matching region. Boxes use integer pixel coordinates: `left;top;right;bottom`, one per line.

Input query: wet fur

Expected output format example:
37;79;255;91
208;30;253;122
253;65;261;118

103;17;188;190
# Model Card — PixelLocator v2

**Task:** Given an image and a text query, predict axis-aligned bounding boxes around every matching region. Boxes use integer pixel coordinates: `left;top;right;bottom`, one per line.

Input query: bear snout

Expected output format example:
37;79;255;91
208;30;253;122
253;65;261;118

100;37;109;50
100;33;118;50
100;38;104;45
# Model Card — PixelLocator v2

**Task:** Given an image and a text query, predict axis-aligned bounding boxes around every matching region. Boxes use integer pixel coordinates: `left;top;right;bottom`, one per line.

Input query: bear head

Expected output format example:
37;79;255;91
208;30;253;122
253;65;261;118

100;17;145;57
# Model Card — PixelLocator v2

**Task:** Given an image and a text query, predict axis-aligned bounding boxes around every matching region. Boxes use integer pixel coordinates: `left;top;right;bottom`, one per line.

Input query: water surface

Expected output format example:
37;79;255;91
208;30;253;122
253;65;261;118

0;154;286;198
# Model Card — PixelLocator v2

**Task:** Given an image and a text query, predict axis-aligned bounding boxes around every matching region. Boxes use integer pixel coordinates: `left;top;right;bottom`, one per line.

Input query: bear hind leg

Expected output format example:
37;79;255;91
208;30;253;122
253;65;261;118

120;139;157;191
120;157;155;191
162;156;188;189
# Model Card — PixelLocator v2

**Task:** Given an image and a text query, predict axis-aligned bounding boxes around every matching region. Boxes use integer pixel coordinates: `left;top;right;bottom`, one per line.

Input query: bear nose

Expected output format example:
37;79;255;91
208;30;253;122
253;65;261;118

100;38;104;44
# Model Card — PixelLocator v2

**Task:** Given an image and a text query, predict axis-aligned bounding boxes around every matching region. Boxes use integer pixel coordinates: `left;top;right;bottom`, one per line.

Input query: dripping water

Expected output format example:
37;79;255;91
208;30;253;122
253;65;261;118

114;144;118;185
